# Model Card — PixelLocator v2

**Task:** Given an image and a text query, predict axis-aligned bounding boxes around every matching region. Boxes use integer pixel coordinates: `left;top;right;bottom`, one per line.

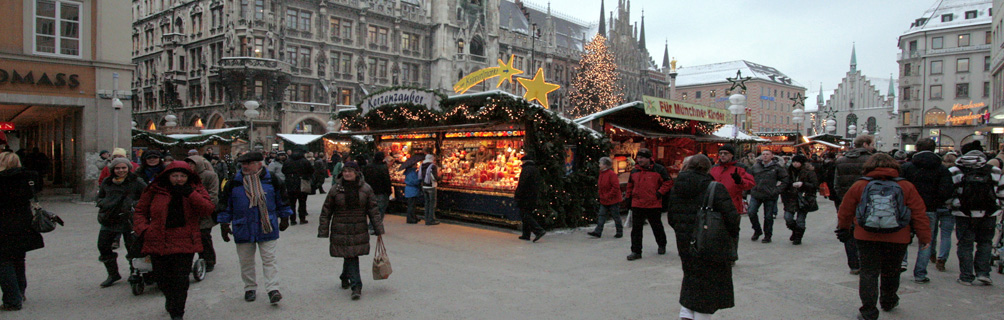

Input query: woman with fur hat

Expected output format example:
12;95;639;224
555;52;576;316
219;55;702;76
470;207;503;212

780;154;817;245
95;158;147;288
317;162;384;300
133;161;214;319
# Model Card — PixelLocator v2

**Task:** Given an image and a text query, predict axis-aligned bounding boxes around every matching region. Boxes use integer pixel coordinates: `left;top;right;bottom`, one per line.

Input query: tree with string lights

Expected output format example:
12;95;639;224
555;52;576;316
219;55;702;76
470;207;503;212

568;34;623;119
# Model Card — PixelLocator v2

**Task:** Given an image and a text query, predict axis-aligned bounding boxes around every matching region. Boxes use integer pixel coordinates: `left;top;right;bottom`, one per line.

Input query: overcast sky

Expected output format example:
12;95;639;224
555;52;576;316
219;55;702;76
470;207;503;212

532;0;937;102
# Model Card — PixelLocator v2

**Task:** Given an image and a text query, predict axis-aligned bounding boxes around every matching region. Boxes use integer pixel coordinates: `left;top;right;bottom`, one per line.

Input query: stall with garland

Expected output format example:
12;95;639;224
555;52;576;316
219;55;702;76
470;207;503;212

131;127;247;159
575;96;728;182
275;133;370;162
338;88;608;229
755;131;802;154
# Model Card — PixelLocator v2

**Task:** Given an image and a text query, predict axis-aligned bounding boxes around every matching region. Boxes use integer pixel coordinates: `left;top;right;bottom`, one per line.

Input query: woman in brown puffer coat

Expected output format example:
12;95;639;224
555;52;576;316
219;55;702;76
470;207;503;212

317;162;384;301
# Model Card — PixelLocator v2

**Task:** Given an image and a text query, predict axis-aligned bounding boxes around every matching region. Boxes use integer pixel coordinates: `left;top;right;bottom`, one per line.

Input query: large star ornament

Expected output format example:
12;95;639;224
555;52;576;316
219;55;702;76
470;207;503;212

790;92;806;108
495;54;523;88
517;68;561;109
726;70;753;92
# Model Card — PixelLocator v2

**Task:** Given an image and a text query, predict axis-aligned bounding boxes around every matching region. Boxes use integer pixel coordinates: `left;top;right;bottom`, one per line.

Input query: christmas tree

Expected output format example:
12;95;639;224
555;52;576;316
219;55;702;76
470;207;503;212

568;34;623;119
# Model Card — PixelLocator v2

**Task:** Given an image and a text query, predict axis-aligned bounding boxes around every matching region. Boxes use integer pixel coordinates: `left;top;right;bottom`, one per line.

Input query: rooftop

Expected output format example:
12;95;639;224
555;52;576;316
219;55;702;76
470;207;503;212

675;60;805;89
500;0;593;51
902;0;992;36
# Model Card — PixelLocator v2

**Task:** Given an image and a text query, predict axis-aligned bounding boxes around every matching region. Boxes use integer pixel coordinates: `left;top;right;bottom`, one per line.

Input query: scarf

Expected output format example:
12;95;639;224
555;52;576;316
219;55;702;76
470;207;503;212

342;178;361;210
166;184;191;229
112;176;126;184
243;168;272;234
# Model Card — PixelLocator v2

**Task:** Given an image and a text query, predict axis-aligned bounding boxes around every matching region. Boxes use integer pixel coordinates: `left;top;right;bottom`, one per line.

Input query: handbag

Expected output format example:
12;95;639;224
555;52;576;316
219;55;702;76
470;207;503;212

28;180;61;233
798;191;819;212
689;182;737;263
372;235;392;280
300;178;312;193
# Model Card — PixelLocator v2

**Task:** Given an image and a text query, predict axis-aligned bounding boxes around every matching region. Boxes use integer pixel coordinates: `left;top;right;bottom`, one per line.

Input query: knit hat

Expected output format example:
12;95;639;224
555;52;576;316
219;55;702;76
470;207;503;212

962;140;984;154
236;151;264;163
100;150;110;156
636;148;653;159
109;158;134;171
142;150;162;160
719;145;737;156
343;161;360;171
188;149;199;155
112;148;128;157
791;154;809;164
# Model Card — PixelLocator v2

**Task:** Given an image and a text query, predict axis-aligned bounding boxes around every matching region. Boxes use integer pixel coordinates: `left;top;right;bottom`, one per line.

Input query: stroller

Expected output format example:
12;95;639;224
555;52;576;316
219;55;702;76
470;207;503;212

128;231;208;295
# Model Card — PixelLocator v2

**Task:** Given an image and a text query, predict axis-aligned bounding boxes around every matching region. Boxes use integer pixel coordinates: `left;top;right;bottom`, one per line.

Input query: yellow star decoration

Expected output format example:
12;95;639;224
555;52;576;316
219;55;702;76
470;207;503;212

495;54;524;88
517;68;561;109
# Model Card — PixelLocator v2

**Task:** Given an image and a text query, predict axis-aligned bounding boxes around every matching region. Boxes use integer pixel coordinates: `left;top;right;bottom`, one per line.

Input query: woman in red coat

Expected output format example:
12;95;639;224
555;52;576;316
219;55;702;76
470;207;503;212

133;161;214;320
588;157;623;238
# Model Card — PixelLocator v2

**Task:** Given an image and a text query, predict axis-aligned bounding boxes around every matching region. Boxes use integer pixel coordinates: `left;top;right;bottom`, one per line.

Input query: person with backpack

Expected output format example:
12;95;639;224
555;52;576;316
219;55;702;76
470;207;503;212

780;154;817;245
900;138;954;283
948;141;1004;286
985;147;1004;169
837;153;930;320
747;149;789;243
834;135;876;274
419;154;440;226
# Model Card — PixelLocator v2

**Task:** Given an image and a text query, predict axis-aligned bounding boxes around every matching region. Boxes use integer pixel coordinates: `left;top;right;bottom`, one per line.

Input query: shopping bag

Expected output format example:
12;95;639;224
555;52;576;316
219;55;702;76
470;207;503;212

372;236;392;280
819;182;830;198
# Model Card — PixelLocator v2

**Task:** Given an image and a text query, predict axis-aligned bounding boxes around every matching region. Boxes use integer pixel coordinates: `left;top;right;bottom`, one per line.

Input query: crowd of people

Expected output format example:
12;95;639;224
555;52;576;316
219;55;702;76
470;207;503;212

2;134;1003;319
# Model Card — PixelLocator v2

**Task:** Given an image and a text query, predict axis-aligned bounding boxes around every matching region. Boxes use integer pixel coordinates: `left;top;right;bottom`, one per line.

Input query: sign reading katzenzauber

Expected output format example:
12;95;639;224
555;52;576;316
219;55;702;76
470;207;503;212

360;89;440;114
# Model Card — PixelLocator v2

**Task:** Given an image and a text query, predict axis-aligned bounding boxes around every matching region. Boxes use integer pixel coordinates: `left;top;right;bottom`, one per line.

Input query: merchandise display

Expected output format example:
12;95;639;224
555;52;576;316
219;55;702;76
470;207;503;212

439;138;525;192
381;139;436;183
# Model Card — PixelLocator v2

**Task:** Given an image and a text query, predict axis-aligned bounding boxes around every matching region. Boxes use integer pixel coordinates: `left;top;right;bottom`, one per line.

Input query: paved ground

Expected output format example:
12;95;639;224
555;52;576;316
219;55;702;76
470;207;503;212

7;190;1004;319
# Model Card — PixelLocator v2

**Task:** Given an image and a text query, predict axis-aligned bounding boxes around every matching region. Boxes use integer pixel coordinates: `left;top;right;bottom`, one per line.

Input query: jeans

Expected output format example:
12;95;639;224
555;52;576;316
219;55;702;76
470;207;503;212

747;196;778;237
913;211;937;280
423;188;438;224
340;257;361;290
931;209;956;261
955;216;996;282
593;204;623;236
98;229;137;262
236;240;281;292
630;208;667;254
857;240;907;320
835;199;860;270
151;253;194;318
406;196;420;223
374;194;390;217
521;207;544;238
199;228;216;266
289;192;309;222
0;251;26;308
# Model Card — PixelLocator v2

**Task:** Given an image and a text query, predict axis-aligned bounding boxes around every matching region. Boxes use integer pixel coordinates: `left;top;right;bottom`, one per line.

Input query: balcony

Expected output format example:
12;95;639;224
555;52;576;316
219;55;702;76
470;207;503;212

284;101;335;114
161;33;187;47
216;57;291;73
454;53;487;63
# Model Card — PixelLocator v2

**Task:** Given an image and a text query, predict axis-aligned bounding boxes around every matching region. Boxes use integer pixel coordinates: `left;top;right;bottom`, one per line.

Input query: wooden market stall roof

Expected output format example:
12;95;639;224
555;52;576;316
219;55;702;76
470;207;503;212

132;127;247;148
795;140;844;149
575;101;726;142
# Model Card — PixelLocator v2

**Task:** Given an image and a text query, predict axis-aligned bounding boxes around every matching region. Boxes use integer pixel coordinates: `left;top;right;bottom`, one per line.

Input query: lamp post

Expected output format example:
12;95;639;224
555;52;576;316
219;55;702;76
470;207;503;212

791;108;804;136
244;100;260;150
847;124;857;138
728;94;747;142
326;120;336;133
825;118;837;134
112;72;123;149
164;113;178;127
529;23;540;73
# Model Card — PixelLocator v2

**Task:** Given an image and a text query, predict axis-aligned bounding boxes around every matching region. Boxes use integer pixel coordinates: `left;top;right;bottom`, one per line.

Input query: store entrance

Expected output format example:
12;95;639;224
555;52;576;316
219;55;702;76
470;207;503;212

0;104;82;188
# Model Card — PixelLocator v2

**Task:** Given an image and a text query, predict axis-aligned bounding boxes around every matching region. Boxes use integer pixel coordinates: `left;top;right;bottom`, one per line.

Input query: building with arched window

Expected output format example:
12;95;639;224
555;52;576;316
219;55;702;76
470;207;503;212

815;44;898;150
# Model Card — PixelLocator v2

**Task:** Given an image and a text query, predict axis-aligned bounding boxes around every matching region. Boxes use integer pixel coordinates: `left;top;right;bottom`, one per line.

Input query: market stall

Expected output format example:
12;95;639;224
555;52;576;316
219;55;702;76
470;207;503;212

131;127;246;160
755;131;801;155
338;89;607;228
576;96;728;181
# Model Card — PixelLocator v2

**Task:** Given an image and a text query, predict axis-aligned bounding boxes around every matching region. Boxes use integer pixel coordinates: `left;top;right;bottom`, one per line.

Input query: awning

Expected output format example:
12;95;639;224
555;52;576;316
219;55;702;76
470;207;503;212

276;133;324;145
795;140;843;149
712;125;770;142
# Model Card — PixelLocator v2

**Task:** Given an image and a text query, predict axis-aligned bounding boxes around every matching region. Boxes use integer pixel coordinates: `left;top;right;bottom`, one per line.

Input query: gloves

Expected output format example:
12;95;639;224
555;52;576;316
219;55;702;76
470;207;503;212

835;228;851;243
279;217;289;231
731;171;743;185
793;182;803;189
220;223;232;242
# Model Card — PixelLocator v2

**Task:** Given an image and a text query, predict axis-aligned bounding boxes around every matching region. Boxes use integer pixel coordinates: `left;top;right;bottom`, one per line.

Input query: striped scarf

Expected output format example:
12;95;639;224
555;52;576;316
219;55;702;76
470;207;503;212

243;168;272;233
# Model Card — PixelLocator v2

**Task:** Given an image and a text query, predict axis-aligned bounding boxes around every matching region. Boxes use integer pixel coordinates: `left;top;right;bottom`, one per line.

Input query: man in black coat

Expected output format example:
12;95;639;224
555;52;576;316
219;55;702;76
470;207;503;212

833;135;875;274
362;152;393;234
282;150;314;225
900;138;955;282
514;154;545;242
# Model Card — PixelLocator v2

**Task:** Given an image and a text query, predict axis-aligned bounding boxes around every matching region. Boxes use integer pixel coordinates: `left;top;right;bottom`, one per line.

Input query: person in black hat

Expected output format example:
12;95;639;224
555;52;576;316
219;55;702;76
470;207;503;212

780;154;817;245
624;148;672;259
514;153;546;242
137;150;166;183
282;149;315;225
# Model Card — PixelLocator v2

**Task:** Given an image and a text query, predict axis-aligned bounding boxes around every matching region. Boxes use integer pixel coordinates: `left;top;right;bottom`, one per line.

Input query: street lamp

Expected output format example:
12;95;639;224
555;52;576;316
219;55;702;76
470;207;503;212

848;124;857;137
112;72;123;149
728;94;746;141
164;113;178;127
791;108;804;135
244;100;260;150
825;119;837;134
326;120;336;133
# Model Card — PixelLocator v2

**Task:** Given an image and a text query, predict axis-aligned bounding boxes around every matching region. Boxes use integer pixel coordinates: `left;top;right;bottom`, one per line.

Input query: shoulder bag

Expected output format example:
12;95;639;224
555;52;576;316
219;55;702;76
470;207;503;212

28;180;62;233
372;235;392;280
689;182;737;262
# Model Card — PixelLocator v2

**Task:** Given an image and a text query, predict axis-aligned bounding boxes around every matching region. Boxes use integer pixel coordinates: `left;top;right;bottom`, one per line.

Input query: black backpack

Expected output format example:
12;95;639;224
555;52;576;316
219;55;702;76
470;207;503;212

959;165;999;216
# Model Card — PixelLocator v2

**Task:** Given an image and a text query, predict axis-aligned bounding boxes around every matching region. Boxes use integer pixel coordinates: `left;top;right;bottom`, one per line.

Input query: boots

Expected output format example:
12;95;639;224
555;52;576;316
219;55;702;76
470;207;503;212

100;260;122;288
792;228;804;245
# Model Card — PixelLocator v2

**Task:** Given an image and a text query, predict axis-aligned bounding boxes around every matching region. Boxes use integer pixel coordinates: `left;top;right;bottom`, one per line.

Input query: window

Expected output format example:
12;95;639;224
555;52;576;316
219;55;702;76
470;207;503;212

300;47;311;69
340;53;352;75
340;89;352;105
986;56;992;72
932;37;944;49
253;37;263;57
957;58;970;73
956;83;969;98
299;11;311;32
902;86;911;101
367;25;378;45
254;0;263;19
299;85;311;102
695;91;702;99
903;111;912;126
988;31;993;44
341;20;352;39
367;57;377;78
34;0;81;57
286;47;297;66
286;9;297;30
959;34;971;47
378;27;388;46
909;40;918;52
710;90;716;97
931;60;943;74
985;81;991;97
330;17;340;38
904;63;912;76
378;59;387;78
966;10;977;19
931;85;942;99
942;14;953;22
925;109;947;125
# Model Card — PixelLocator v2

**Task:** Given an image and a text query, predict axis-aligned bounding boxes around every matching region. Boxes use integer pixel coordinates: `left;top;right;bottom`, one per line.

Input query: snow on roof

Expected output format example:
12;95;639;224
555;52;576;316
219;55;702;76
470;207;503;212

712;124;769;142
903;0;992;36
675;60;805;89
276;133;324;146
573;101;643;124
200;126;246;135
499;0;592;51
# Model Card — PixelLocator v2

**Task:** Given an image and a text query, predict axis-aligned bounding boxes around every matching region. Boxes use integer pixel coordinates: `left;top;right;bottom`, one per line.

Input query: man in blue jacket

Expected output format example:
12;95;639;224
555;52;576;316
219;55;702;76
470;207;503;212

218;151;293;305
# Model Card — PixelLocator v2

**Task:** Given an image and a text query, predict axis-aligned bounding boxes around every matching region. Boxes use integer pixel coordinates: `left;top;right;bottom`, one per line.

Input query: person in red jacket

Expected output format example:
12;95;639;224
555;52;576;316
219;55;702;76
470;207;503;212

588;157;623;238
624;148;672;261
710;145;755;215
837;153;930;320
133;161;215;320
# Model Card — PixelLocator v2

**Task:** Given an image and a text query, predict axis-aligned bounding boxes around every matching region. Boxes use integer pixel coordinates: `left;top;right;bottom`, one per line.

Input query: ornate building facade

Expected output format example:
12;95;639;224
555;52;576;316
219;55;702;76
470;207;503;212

815;46;899;150
130;0;667;151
